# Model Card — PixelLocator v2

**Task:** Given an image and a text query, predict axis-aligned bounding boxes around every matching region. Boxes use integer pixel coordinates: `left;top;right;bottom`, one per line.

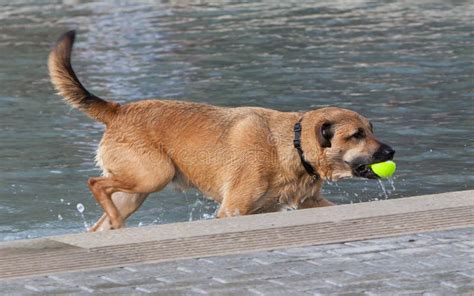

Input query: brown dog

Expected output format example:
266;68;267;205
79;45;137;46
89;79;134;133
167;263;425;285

48;31;395;231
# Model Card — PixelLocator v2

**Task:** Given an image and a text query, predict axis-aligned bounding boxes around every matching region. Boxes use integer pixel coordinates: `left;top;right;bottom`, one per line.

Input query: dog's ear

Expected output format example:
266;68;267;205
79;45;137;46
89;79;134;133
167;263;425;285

317;122;333;148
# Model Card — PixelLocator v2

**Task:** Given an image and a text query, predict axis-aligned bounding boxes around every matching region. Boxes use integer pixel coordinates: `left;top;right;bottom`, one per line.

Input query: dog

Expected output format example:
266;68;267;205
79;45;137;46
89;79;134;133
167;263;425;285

48;31;395;231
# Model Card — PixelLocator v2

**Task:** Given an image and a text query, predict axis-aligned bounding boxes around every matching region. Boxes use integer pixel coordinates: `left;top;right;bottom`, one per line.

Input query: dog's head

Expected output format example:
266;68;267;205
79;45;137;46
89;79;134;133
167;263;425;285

302;107;395;181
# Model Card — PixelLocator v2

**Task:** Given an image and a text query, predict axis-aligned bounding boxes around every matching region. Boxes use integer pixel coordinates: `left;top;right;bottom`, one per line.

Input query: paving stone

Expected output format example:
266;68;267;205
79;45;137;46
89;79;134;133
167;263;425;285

430;272;474;290
239;249;315;265
385;278;456;295
196;254;263;269
457;269;474;279
274;269;387;289
460;240;474;247
346;271;399;282
329;243;402;255
388;246;438;256
104;285;190;295
200;265;291;284
417;228;474;239
47;272;131;289
350;251;391;261
244;285;301;296
1;279;80;295
270;243;347;257
398;237;443;248
2;228;474;295
358;235;420;244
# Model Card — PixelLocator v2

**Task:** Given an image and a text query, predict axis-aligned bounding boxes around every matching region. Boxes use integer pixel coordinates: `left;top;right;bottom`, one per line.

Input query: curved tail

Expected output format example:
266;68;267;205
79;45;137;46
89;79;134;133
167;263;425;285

48;30;119;124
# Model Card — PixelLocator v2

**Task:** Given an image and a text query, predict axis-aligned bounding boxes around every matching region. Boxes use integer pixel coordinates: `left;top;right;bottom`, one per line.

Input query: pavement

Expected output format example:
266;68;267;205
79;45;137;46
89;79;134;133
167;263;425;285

0;190;473;295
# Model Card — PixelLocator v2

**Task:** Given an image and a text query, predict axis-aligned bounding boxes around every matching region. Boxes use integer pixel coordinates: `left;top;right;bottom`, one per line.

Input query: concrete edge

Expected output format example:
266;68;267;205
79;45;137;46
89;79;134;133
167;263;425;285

41;190;474;249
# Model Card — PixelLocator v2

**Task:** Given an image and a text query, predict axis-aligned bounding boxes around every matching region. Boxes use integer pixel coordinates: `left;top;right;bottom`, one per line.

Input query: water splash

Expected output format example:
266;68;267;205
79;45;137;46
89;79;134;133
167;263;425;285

325;180;354;202
76;203;89;230
388;178;396;191
57;214;63;221
202;212;215;220
189;199;204;221
377;179;389;200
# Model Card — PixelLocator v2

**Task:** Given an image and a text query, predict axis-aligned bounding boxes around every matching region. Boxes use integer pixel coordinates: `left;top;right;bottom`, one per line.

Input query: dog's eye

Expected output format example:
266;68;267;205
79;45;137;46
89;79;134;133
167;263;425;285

350;129;365;140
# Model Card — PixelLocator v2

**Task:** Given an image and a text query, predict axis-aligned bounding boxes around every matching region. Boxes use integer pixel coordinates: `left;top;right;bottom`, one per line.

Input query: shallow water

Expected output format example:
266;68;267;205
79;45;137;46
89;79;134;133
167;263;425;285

1;0;473;241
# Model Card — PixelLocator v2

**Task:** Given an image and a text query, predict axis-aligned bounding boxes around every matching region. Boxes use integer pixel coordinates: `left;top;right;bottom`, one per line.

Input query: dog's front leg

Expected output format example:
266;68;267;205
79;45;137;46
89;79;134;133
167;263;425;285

217;197;253;218
216;189;266;218
298;195;335;209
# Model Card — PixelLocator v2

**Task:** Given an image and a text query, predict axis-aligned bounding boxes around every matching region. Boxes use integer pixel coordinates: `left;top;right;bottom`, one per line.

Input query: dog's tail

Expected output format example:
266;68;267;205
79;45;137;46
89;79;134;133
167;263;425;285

48;30;119;124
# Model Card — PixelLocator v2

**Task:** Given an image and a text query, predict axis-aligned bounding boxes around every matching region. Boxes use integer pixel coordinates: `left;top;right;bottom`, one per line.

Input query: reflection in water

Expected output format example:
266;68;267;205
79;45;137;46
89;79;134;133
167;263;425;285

0;0;473;240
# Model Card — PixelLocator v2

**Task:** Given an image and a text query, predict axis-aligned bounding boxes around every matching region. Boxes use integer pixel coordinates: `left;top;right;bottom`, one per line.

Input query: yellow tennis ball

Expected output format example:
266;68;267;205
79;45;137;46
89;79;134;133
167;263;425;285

370;161;396;178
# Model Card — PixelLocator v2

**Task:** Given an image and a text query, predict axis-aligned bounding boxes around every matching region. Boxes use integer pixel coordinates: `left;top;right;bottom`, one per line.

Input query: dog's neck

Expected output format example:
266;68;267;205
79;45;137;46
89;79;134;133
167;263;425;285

293;117;320;182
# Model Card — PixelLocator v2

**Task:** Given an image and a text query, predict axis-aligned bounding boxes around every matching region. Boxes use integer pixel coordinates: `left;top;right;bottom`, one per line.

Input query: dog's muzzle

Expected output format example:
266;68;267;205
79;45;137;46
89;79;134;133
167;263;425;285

351;144;395;179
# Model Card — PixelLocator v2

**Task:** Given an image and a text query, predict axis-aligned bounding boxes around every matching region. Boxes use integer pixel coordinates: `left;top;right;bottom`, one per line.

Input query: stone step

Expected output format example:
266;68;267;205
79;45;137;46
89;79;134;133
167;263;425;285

0;190;473;280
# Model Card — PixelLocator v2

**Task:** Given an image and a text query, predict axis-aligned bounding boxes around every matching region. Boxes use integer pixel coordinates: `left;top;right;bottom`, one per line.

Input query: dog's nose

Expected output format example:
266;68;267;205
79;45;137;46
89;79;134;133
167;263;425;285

374;143;395;161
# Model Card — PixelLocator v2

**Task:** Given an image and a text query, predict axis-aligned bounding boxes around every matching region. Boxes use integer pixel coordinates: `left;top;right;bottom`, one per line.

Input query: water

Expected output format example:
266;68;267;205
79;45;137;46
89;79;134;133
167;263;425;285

1;0;473;241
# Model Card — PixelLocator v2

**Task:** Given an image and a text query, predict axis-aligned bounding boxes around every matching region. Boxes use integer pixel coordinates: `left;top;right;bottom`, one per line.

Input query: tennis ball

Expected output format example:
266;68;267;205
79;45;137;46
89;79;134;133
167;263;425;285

370;161;396;178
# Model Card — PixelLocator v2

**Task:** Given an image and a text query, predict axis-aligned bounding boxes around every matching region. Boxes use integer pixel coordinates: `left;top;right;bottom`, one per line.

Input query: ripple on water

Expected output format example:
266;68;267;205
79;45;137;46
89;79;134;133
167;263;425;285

0;0;473;240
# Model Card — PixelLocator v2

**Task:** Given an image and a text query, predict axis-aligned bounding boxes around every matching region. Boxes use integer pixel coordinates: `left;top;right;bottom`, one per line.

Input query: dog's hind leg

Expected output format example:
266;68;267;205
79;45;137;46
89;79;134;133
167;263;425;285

87;177;137;230
89;148;175;230
90;192;149;232
88;165;174;229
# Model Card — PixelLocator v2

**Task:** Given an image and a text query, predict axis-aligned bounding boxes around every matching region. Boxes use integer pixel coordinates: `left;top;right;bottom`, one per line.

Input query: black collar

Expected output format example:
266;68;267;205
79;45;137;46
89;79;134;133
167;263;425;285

293;118;320;181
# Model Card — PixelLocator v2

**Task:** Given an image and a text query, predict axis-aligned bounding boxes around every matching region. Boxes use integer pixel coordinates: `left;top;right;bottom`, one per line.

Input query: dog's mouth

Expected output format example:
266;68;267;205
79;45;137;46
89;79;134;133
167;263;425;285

349;153;395;180
348;144;395;179
353;163;379;179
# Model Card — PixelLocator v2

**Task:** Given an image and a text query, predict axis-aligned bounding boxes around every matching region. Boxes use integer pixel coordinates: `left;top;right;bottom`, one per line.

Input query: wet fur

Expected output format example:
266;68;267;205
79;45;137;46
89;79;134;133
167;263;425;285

49;31;387;231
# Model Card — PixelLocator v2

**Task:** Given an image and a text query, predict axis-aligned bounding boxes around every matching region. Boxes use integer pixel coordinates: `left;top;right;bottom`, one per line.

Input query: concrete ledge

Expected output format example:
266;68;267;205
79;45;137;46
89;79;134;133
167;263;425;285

55;189;474;248
0;190;473;280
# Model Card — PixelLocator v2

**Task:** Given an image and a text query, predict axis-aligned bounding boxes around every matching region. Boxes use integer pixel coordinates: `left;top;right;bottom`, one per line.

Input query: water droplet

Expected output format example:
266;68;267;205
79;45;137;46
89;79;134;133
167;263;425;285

76;203;89;230
58;214;63;221
60;198;64;203
76;203;85;213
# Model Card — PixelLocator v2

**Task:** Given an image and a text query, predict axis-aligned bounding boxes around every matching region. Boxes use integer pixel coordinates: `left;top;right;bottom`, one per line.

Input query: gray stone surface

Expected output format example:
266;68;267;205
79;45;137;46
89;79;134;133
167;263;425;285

2;227;473;295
